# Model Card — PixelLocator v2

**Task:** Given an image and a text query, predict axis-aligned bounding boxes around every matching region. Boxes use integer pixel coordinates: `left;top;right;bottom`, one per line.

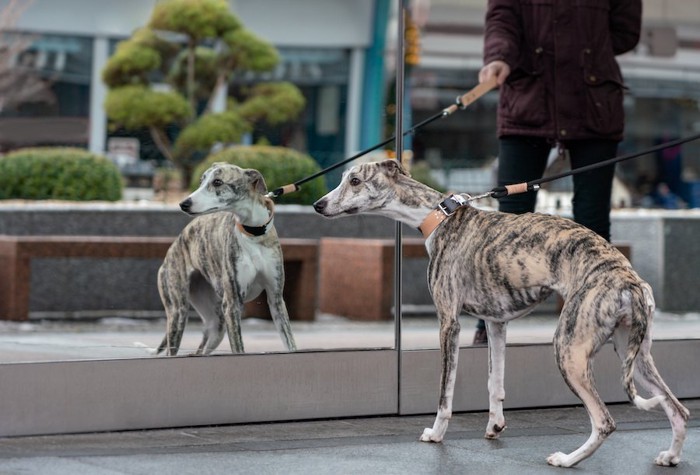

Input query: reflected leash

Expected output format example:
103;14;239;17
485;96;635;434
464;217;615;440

267;77;500;199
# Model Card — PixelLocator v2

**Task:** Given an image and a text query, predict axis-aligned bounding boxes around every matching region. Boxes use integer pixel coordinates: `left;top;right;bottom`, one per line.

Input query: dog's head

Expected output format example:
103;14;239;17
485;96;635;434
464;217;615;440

180;162;267;216
313;160;410;218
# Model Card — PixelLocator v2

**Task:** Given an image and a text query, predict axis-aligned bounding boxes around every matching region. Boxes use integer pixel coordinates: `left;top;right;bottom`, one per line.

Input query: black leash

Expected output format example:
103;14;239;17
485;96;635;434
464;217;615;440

489;132;700;199
267;77;499;199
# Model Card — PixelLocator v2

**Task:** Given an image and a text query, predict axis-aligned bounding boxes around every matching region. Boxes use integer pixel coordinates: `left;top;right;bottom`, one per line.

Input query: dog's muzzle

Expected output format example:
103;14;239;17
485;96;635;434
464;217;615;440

312;198;327;215
180;198;192;213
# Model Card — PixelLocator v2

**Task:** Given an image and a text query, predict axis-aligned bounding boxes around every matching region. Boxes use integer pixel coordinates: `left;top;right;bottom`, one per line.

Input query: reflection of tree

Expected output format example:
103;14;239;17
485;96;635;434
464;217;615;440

0;0;56;114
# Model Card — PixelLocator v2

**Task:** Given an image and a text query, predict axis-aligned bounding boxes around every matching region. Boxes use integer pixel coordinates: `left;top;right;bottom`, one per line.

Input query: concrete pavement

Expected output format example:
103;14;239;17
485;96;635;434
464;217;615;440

0;399;698;474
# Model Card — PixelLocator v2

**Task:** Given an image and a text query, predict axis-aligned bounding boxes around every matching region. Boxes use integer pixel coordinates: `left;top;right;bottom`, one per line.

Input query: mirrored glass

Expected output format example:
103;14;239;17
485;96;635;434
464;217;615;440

0;0;398;363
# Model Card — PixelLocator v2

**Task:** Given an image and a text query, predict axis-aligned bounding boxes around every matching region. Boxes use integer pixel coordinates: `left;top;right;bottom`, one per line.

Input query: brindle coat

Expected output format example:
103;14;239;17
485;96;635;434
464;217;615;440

156;163;296;355
313;160;688;468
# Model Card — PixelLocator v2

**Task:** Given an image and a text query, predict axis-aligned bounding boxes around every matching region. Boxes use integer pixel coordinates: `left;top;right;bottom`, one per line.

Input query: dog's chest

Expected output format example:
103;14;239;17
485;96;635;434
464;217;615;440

234;238;280;300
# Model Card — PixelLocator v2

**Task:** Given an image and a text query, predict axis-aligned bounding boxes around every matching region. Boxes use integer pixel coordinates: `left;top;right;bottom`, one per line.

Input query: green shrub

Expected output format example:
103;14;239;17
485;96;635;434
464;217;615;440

193;145;327;205
0;147;123;201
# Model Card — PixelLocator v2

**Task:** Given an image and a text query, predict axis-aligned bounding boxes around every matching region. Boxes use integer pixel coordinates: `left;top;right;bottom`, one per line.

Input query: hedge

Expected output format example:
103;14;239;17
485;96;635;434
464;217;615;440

0;147;123;201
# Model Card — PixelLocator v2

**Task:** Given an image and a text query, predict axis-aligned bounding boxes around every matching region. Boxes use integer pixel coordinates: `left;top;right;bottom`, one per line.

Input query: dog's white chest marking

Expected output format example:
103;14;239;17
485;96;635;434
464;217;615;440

236;237;280;302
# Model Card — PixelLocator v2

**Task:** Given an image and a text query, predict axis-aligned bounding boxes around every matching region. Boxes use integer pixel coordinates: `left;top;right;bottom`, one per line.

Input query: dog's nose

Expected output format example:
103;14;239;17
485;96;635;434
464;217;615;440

180;198;192;212
313;199;326;214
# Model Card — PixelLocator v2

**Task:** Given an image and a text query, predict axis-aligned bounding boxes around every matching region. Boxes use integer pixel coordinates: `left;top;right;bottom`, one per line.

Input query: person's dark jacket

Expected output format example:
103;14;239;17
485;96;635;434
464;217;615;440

483;0;642;141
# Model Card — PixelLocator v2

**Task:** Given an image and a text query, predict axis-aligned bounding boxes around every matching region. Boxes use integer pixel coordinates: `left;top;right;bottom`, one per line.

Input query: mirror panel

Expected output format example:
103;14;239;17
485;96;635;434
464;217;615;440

0;0;396;363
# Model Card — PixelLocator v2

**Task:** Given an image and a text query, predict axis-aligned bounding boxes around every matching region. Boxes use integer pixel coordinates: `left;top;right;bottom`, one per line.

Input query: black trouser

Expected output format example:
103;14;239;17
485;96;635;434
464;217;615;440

476;135;618;332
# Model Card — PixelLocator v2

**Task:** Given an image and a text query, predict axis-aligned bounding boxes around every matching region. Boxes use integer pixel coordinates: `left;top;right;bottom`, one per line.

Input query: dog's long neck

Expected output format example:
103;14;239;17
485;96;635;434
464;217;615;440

237;196;274;227
383;174;446;229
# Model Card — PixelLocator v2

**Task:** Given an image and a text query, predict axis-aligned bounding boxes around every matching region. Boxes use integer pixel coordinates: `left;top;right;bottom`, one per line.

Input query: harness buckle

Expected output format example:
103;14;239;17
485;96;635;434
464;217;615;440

438;194;467;216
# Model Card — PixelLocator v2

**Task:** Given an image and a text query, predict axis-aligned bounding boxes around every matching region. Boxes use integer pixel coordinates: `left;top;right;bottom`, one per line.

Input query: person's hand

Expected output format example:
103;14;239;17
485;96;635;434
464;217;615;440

479;60;511;86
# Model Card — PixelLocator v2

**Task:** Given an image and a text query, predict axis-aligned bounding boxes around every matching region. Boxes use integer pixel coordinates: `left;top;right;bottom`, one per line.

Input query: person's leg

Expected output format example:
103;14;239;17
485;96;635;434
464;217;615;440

497;135;551;214
567;140;618;242
473;136;550;345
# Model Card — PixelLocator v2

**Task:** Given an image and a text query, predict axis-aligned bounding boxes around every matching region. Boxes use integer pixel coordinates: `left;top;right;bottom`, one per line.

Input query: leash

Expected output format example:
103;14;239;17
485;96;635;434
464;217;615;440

489;132;700;199
266;76;499;199
417;132;700;238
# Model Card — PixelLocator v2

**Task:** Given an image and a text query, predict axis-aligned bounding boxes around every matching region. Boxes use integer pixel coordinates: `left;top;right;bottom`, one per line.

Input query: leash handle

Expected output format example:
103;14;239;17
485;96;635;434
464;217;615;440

267;183;299;199
443;76;499;116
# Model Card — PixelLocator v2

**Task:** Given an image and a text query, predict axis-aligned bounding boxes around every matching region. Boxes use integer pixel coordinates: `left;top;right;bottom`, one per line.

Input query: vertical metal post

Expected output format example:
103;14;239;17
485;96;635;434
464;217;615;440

394;0;407;403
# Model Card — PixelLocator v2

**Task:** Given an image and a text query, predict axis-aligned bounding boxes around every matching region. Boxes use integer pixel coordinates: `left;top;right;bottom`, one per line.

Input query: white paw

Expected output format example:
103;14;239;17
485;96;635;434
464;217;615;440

485;421;506;439
547;452;574;468
419;428;443;443
655;451;680;467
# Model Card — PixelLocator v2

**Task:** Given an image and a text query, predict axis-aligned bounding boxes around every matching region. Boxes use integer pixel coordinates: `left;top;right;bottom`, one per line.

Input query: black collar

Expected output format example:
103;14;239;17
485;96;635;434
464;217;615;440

236;199;275;237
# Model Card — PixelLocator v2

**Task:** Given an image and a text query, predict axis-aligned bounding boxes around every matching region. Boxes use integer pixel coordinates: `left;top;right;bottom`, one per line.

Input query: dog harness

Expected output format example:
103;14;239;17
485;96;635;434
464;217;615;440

418;194;468;238
236;198;275;237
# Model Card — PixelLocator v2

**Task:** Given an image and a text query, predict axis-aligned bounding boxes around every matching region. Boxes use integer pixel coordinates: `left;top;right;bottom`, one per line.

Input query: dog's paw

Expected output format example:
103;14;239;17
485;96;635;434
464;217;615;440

484;422;506;440
547;452;574;468
419;428;443;443
654;451;680;467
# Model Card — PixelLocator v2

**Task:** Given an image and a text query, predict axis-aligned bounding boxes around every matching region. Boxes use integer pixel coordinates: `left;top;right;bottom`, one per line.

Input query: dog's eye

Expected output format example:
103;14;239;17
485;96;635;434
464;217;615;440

350;177;361;186
212;179;223;187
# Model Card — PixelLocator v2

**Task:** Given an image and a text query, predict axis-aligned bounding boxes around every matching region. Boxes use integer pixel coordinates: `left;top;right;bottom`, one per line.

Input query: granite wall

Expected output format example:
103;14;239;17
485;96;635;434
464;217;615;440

0;204;697;317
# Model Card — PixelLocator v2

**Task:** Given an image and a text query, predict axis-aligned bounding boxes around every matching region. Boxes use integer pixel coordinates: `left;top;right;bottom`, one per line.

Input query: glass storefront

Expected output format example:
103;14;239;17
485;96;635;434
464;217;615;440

0;33;92;151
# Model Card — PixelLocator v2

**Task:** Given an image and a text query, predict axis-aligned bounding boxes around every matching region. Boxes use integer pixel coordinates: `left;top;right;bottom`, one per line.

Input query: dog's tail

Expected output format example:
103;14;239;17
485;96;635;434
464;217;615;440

622;284;664;412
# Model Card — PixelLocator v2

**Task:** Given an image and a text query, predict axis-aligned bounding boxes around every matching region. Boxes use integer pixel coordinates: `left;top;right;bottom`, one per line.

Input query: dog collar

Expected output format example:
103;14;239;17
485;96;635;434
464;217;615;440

236;199;275;237
418;194;468;238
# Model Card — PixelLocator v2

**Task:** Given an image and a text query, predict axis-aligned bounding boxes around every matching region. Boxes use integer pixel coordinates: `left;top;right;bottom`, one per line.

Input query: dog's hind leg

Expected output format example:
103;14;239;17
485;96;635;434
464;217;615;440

189;273;225;355
547;309;616;467
420;306;461;443
612;323;689;466
157;263;190;356
484;320;508;439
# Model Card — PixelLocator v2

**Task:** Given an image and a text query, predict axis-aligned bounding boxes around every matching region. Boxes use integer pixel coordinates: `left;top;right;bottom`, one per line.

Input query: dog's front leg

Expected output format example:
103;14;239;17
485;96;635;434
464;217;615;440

485;320;507;439
420;313;460;443
222;291;245;353
267;291;297;352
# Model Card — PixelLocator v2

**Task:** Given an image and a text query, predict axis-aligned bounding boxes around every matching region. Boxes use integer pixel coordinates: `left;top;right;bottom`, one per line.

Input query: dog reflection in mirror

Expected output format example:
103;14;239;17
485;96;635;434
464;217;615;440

156;162;296;355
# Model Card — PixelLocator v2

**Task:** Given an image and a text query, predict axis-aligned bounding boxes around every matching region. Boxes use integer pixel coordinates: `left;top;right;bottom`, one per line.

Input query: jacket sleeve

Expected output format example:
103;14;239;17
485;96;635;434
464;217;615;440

609;0;642;55
483;0;522;68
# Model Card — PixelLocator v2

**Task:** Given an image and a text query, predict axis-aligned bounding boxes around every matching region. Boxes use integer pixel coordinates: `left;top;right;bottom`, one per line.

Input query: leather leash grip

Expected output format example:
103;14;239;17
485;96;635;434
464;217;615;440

457;76;498;109
442;76;498;116
505;183;528;195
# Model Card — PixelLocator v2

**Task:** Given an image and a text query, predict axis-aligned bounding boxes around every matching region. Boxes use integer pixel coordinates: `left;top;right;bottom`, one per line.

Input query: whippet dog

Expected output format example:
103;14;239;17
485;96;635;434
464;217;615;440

156;162;297;355
313;159;688;468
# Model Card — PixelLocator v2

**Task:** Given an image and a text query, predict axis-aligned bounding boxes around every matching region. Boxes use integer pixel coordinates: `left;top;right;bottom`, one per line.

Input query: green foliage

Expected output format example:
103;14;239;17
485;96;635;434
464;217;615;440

167;47;219;99
149;0;241;41
221;29;279;72
101;40;161;88
0;148;123;201
174;111;251;157
102;0;306;188
237;83;306;125
193;146;327;205
105;85;191;130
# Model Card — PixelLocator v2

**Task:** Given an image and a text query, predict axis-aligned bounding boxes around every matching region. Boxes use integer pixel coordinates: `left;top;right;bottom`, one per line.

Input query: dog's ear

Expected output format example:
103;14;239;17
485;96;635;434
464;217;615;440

245;169;267;194
379;159;410;178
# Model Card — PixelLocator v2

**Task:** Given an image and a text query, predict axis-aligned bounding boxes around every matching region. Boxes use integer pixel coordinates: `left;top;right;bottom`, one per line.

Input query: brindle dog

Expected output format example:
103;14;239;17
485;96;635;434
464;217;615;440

313;159;688;468
156;163;296;355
